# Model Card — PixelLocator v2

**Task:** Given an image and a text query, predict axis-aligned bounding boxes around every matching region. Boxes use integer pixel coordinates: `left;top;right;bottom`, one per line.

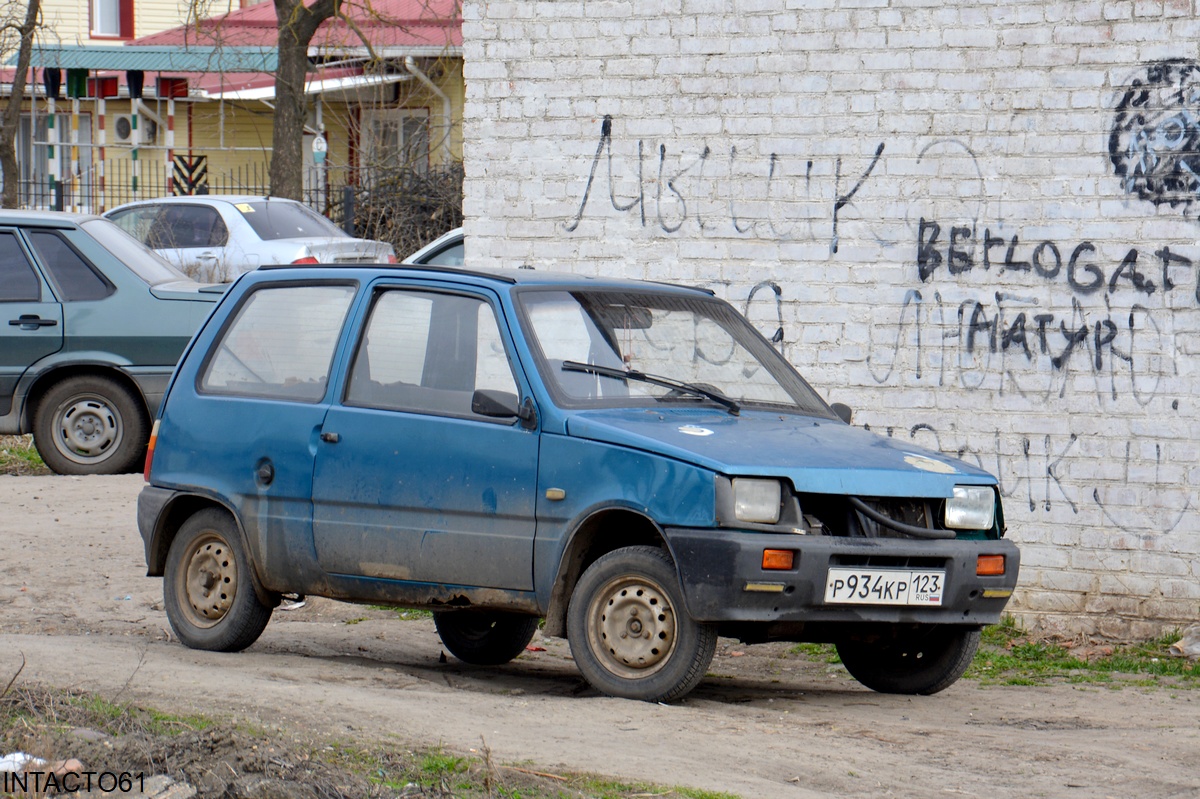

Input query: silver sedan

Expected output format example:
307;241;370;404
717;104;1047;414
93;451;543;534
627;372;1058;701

106;195;395;282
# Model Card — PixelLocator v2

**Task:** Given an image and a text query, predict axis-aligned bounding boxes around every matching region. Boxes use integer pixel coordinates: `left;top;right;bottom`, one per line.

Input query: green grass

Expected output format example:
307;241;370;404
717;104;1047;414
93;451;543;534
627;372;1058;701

367;604;433;620
0;434;48;475
785;616;1199;689
968;617;1199;687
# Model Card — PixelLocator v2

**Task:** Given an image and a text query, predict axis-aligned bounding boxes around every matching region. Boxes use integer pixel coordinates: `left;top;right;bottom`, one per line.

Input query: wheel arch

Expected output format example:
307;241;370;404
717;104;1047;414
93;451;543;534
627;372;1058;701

147;493;278;609
542;506;676;639
22;364;150;431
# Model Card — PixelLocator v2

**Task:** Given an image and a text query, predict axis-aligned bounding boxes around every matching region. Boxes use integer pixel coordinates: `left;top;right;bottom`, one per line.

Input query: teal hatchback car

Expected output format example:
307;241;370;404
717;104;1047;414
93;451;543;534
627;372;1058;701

139;262;1019;702
0;211;222;474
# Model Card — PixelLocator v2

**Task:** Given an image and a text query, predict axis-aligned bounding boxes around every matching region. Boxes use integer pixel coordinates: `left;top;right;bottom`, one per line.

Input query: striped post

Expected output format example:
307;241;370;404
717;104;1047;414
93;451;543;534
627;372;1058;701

46;98;58;207
166;97;175;195
70;98;80;211
130;107;139;197
97;98;106;212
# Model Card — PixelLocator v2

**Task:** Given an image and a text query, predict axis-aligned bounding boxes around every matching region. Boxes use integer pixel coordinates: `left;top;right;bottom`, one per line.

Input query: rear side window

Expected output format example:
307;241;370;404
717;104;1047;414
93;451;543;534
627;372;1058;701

26;230;114;302
146;205;230;249
0;232;41;301
201;284;356;402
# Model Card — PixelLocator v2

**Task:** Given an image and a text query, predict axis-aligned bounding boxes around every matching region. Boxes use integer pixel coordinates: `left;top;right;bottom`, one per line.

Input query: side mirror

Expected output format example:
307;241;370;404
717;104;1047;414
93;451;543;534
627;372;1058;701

472;389;520;418
831;402;853;424
471;390;538;429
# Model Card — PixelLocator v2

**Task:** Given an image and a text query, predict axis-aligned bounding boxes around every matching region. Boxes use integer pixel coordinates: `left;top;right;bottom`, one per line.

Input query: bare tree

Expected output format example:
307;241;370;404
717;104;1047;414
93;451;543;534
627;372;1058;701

0;0;41;208
270;0;340;200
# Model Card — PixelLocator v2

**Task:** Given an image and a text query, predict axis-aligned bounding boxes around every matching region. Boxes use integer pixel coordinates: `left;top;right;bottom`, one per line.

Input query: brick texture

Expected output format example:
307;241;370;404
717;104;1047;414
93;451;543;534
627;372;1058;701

462;0;1200;637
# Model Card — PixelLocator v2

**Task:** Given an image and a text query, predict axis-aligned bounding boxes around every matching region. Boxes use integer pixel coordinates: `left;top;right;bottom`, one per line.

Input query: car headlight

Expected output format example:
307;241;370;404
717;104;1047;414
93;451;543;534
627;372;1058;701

733;478;783;524
944;486;995;530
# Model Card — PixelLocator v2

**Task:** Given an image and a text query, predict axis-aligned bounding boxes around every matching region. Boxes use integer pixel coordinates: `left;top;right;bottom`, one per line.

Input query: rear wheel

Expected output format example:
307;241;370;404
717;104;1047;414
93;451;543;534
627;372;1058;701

567;546;716;702
163;508;272;652
836;626;980;695
33;375;148;475
433;611;540;666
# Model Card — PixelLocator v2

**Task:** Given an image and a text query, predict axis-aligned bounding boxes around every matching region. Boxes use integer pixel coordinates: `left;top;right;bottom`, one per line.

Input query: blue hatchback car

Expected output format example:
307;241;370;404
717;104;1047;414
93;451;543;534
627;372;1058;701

138;263;1020;702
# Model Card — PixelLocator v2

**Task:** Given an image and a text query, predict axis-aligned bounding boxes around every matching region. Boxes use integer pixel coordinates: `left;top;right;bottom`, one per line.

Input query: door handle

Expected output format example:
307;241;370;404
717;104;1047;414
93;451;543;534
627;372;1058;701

8;315;58;328
320;431;340;443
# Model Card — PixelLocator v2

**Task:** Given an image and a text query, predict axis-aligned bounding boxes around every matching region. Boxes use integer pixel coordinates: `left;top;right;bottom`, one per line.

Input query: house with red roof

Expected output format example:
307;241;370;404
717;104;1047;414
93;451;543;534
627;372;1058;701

4;0;462;213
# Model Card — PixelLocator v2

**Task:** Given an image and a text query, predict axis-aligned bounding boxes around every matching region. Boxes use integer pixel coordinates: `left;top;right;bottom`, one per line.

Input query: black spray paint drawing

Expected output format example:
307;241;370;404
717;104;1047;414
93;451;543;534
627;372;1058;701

1110;59;1200;215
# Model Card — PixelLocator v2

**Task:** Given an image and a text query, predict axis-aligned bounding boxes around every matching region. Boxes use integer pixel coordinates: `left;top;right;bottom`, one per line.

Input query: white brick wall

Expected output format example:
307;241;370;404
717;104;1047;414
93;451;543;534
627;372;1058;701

463;0;1200;637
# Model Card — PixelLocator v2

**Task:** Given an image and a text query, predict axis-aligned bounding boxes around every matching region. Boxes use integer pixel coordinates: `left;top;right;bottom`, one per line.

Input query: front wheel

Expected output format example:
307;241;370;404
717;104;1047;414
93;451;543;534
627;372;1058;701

567;545;716;702
836;626;980;695
33;375;148;475
433;611;540;666
163;508;272;652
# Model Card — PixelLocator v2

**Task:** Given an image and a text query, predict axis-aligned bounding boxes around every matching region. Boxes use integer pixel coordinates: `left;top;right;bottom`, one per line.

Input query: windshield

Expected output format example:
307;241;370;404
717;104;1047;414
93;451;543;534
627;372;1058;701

235;200;347;241
81;218;190;286
517;289;833;416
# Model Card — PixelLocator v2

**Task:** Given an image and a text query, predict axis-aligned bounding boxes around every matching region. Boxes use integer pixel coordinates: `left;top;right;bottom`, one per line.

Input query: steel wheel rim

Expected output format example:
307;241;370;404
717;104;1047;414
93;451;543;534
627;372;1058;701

53;393;122;465
586;574;678;679
179;532;238;629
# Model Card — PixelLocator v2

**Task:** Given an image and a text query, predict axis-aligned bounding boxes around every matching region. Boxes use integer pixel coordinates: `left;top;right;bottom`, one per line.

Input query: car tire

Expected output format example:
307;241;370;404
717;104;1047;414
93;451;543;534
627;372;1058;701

163;508;272;652
567;545;717;702
433;611;540;666
32;375;148;475
836;625;981;695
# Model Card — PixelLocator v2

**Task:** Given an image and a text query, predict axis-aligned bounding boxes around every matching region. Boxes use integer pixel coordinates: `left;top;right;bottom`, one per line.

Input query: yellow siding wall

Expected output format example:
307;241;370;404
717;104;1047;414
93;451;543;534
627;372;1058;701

22;59;463;211
39;0;196;45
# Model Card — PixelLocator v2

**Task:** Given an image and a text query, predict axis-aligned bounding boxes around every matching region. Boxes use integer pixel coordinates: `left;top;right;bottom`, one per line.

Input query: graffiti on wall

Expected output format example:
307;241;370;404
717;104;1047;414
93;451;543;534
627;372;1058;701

1110;59;1200;216
868;222;1191;404
564;115;886;254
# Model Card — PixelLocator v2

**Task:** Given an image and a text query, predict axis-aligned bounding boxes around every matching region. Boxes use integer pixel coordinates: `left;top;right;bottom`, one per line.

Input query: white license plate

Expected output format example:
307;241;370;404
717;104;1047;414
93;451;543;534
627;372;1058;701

824;568;945;606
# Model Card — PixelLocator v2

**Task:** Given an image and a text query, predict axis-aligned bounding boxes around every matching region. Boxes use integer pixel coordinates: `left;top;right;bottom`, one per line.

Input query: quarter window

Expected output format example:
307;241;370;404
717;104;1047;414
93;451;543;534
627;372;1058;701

201;284;356;401
26;230;114;302
0;233;40;302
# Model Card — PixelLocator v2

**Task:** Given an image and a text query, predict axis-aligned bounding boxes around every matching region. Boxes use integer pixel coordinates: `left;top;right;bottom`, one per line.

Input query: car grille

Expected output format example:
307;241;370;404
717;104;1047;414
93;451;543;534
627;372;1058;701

799;494;946;539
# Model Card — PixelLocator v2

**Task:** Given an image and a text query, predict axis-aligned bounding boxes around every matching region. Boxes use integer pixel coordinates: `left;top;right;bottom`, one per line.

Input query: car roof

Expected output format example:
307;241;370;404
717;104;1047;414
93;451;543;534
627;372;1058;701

0;209;98;227
106;195;302;211
254;261;715;296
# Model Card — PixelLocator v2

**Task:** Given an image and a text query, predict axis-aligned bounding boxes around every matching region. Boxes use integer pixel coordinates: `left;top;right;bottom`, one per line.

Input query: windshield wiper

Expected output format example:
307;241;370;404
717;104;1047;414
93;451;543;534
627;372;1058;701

561;360;740;415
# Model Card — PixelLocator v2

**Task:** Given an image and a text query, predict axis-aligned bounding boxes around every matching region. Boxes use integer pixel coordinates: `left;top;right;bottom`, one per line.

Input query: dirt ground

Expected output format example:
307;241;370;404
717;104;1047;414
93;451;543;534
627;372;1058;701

1;474;1198;799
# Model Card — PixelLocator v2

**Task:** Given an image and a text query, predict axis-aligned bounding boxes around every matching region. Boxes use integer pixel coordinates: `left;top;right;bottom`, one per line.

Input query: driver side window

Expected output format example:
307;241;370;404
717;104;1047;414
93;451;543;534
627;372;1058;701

346;289;519;419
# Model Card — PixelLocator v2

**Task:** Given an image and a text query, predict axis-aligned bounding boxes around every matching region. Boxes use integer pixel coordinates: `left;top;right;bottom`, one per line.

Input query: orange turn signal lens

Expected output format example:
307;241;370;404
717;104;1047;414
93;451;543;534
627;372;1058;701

143;419;160;482
976;554;1006;576
762;549;795;570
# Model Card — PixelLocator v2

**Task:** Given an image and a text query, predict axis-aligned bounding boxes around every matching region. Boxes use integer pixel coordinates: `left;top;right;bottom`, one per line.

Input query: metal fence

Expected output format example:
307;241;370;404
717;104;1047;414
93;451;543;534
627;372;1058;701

14;160;353;222
8;160;464;251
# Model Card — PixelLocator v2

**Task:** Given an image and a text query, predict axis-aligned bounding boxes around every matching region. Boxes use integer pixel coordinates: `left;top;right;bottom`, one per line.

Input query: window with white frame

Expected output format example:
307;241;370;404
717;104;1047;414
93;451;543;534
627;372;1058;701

92;0;132;38
361;109;430;174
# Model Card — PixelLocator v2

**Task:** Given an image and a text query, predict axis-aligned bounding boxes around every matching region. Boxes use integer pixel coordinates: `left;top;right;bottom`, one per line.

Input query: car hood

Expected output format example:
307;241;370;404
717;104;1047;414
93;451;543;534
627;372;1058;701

149;280;227;301
286;237;394;263
564;408;995;498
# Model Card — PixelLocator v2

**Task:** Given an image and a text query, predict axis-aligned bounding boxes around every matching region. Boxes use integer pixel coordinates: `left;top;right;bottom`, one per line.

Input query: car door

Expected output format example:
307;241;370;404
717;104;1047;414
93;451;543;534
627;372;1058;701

0;229;62;416
168;280;359;592
311;284;539;590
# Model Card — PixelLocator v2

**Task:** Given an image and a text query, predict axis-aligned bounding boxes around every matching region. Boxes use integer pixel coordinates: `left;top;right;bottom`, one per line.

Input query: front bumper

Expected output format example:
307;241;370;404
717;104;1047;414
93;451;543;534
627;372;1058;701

669;528;1020;626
